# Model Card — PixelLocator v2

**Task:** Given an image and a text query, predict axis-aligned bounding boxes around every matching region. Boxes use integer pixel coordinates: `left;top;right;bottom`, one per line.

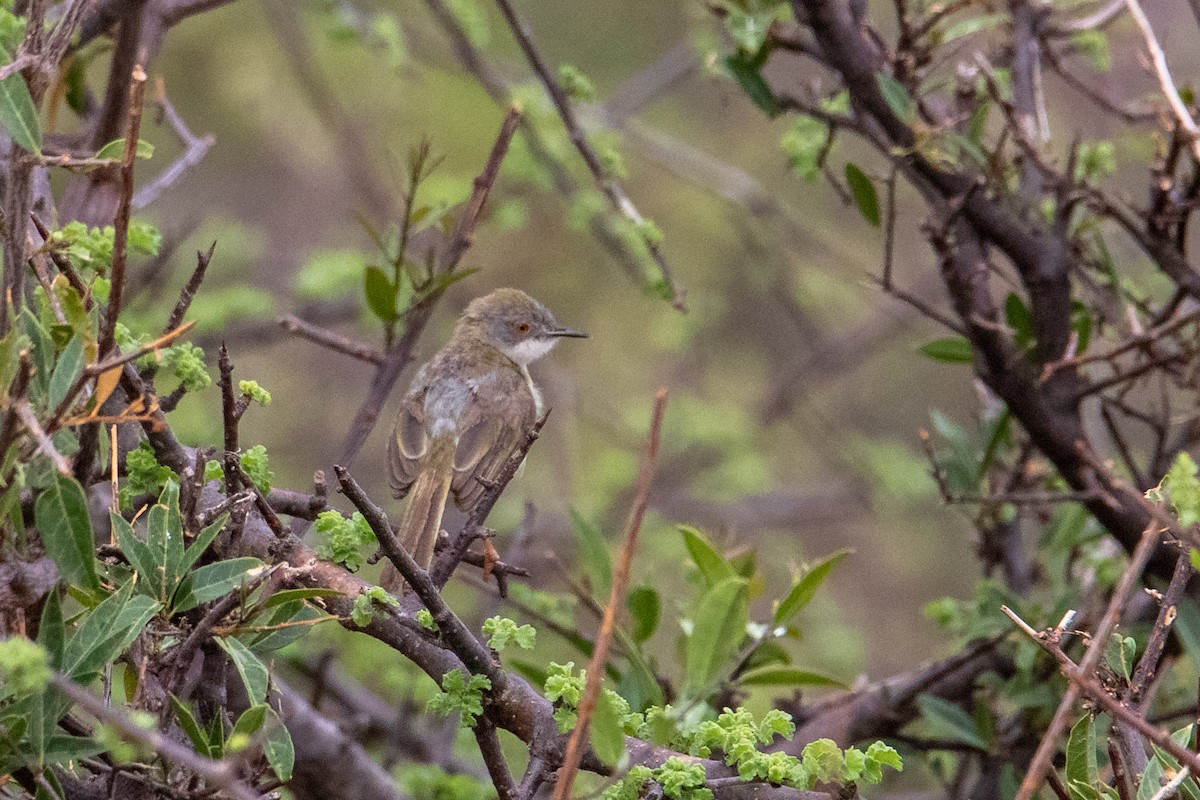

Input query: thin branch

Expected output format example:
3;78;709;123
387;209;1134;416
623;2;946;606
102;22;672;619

1012;522;1162;800
164;242;215;333
493;0;686;311
98;63;147;358
133;78;215;209
554;389;667;800
475;718;517;800
16;401;70;474
1124;0;1200;161
277;313;385;365
51;674;260;800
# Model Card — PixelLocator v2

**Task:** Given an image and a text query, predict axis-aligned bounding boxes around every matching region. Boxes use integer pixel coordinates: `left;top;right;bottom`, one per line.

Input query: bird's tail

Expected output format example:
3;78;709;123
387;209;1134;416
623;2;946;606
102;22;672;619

381;436;455;594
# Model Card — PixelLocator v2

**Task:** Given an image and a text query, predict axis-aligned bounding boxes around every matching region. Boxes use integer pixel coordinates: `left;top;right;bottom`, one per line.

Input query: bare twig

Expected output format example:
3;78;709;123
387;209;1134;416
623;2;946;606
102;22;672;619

278;313;385;365
475;718;517;800
554;388;667;800
493;0;686;311
164;242;215;333
134;79;215;209
16;401;70;474
98;64;147;358
1124;0;1200;161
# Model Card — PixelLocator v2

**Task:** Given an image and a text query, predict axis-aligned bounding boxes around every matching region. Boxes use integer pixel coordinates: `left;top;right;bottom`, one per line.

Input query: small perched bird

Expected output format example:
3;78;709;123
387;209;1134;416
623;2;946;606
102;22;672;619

385;288;587;589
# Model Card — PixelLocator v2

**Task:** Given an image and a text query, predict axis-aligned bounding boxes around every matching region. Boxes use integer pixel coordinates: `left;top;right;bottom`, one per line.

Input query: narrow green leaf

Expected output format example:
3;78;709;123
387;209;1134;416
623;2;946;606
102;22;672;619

916;695;989;750
876;73;916;124
1065;715;1097;789
844;163;881;227
35;473;100;592
0;45;42;153
37;588;64;669
170;695;212;757
249;601;323;652
179;513;228;573
173;557;261;613
216;636;268;703
941;13;1007;42
737;667;847;689
47;334;84;409
772;548;852;626
364;266;397;322
725;49;779;117
94;138;155;160
918;337;975;364
590;690;627;767
263;707;294;782
63;589;160;679
627;585;660;643
111;511;159;599
679;525;734;588
569;509;611;597
261;587;342;611
684;577;748;698
42;734;104;764
1137;756;1165;800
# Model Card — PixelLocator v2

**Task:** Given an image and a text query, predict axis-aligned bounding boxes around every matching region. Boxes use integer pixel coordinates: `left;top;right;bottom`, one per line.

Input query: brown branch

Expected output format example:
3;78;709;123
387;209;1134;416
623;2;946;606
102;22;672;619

475;718;517;800
445;105;522;267
133;78;215;209
554;389;666;800
278;314;385;365
98;64;147;358
164;242;215;333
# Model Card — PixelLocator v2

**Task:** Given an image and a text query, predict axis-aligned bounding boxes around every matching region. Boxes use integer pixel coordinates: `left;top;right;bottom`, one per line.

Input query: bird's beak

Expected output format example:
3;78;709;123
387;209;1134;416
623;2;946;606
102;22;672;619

548;326;589;339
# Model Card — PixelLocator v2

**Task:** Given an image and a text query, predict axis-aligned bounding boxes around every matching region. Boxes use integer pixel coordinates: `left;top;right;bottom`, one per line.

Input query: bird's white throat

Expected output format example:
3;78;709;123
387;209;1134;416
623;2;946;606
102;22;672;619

501;337;558;366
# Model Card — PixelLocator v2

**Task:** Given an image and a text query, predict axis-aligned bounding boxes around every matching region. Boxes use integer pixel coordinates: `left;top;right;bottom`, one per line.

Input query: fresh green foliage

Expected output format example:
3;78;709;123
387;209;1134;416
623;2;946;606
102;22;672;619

49;220;162;273
159;342;212;391
558;64;597;101
482;616;536;652
95;138;155;160
351;585;400;627
35;473;101;592
0;637;50;696
400;764;496;800
919;337;975;364
239;380;272;406
1149;452;1200;526
314;511;376;570
121;441;177;508
239;444;273;493
417;609;438;631
844;163;881;227
427;669;491;727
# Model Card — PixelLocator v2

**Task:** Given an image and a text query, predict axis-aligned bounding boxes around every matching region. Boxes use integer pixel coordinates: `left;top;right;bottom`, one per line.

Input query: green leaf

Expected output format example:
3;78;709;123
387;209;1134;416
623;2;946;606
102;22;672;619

249;601;323;653
916;695;989;750
570;509;611;597
63;586;160;679
111;511;159;598
773;548;851;626
1005;292;1035;350
94;138;155;160
876;73;916;124
260;587;342;611
679;525;734;588
170;695;212;758
844;163;881;227
216;636;269;704
1065;715;1098;790
0;45;41;153
364;266;398;322
737;667;847;689
229;703;269;748
1137;756;1165;800
173;557;261;613
37;589;64;669
941;13;1008;42
684;577;748;698
263;707;294;782
35;473;100;592
627;585;660;643
919;337;975;364
48;334;84;409
179;513;228;574
149;483;186;597
590;689;626;767
725;49;779;117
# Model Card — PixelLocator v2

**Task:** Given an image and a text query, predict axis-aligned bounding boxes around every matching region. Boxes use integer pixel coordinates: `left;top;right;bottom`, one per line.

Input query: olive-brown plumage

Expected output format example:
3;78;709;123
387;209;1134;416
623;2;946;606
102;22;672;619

384;289;586;589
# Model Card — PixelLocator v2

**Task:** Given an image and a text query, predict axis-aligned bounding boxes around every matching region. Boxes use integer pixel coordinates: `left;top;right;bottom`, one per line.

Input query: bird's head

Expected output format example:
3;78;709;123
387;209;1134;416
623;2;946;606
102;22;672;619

459;288;588;365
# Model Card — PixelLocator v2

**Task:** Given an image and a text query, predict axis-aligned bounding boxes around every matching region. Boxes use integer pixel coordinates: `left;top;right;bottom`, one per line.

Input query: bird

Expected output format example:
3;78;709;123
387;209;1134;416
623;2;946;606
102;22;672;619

383;288;587;590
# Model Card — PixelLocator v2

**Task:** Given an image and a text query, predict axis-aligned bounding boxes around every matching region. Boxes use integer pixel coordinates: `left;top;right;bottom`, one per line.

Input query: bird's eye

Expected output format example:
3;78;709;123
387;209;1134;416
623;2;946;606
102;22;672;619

515;322;530;334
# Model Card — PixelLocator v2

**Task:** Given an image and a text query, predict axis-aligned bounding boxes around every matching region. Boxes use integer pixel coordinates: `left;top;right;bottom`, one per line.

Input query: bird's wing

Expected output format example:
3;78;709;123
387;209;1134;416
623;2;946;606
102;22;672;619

449;369;537;511
387;390;429;499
